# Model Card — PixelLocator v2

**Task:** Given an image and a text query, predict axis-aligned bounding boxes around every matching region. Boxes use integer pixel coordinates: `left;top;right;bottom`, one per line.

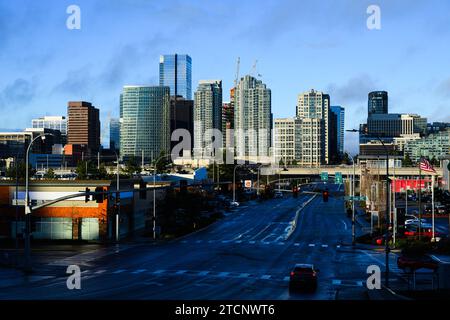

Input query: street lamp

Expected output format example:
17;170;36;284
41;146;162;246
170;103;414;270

112;150;120;242
345;151;357;246
153;154;171;240
348;128;390;287
24;133;54;272
233;164;245;203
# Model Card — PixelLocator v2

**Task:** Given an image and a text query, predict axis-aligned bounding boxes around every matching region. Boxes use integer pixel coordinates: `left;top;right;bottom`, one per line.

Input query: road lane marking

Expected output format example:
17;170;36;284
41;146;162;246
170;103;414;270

249;241;256;244
283;276;290;282
308;244;315;247
132;269;147;274
321;244;329;248
341;220;348;230
261;275;272;280
332;280;341;285
113;269;127;274
198;271;210;276
235;240;242;244
195;240;203;243
239;273;250;278
94;270;107;274
294;243;300;246
217;272;229;277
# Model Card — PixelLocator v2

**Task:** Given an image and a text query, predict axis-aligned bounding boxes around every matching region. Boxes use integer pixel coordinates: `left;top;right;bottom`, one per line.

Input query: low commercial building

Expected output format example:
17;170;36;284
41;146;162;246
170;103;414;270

0;180;166;241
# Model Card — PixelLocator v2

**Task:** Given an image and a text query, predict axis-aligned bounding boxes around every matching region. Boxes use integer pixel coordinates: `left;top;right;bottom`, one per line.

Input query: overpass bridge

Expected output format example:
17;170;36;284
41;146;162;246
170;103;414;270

277;165;443;178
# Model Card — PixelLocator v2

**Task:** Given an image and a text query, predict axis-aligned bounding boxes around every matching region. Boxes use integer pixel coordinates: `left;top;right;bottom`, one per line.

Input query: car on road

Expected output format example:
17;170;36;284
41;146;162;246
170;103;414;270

274;192;283;199
289;264;318;291
230;201;240;208
436;205;447;215
404;218;427;227
403;225;446;241
397;255;439;272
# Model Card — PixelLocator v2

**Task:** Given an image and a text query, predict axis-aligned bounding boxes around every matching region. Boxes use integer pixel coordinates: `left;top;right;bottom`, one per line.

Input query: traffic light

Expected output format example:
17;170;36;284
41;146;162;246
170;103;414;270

292;185;299;198
94;187;104;203
85;188;90;203
322;190;329;202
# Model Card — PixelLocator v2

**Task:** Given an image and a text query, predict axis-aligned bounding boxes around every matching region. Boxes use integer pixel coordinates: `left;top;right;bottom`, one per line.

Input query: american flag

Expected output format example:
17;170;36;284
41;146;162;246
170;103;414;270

419;158;436;173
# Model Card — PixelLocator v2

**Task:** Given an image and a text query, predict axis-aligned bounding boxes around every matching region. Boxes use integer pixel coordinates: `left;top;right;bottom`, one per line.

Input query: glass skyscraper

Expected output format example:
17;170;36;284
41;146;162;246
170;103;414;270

193;80;222;156
109;118;120;151
120;86;170;160
368;91;388;115
159;54;192;100
330;106;345;155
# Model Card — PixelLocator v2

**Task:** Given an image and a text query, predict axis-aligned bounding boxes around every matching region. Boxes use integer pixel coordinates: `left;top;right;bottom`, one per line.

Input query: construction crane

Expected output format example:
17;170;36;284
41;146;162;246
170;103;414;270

234;57;240;88
250;59;262;78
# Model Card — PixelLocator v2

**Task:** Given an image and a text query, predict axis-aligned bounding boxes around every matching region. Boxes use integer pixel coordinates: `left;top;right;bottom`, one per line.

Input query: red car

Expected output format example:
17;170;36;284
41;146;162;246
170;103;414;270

397;255;439;272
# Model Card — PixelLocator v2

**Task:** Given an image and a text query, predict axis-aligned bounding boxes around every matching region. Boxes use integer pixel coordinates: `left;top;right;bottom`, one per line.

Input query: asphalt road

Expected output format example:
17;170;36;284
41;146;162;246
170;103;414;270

0;184;405;300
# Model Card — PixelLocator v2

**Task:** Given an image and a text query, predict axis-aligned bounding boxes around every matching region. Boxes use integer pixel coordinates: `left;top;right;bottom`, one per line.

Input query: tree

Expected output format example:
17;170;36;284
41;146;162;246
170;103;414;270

154;151;171;174
341;152;351;165
403;153;413;167
124;156;141;176
6;162;34;180
44;168;56;179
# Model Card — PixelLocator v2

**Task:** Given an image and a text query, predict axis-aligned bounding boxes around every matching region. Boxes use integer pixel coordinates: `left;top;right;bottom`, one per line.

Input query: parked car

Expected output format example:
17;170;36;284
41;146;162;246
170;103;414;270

403;225;446;241
289;264;318;291
274;192;283;199
230;201;240;208
404;218;427;227
436;205;447;215
397;255;439;272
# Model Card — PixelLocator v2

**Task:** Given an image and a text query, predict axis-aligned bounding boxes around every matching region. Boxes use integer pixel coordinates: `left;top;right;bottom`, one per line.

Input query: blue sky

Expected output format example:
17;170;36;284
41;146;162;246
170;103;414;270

1;0;450;154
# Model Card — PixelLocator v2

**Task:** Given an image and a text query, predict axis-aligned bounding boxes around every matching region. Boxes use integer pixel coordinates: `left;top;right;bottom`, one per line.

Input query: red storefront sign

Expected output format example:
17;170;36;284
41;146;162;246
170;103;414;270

391;179;430;192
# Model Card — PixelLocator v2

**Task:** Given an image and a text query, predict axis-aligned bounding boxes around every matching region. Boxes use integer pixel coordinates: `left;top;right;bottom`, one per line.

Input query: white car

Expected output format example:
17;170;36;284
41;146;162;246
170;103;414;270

230;201;240;208
404;218;427;227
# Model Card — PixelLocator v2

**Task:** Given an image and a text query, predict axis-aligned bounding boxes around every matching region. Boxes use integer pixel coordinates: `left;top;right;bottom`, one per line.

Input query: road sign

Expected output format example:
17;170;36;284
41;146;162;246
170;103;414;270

335;172;343;184
244;180;252;188
344;196;367;201
320;172;328;182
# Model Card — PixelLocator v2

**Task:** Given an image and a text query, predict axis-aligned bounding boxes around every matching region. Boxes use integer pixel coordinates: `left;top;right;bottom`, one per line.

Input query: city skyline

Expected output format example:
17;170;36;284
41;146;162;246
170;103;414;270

2;1;450;155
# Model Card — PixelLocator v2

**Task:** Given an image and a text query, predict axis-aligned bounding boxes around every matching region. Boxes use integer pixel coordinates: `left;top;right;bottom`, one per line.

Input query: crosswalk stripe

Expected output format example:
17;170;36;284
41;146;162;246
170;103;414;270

218;272;229;277
153;270;165;274
261;275;271;280
175;270;187;275
321;244;328;248
294;243;300;246
198;271;209;276
308;244;315;247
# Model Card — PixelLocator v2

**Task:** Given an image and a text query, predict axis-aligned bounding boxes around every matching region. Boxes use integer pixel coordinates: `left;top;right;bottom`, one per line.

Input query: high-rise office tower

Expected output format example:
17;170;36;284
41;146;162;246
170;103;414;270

274;118;302;164
159;54;192;100
170;96;194;156
222;99;234;149
109;118;120;152
234;75;272;159
120;86;170;160
67;101;100;155
368;91;388;115
193;80;222;157
330;106;345;156
296;89;330;165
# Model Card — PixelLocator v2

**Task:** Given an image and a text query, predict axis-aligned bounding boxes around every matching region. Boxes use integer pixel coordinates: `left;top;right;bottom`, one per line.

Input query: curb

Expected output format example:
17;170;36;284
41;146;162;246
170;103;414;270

285;194;317;240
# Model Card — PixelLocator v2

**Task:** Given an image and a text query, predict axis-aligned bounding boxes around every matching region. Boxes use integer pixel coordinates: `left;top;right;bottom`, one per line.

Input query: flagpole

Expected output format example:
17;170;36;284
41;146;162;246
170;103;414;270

432;173;435;241
418;160;422;240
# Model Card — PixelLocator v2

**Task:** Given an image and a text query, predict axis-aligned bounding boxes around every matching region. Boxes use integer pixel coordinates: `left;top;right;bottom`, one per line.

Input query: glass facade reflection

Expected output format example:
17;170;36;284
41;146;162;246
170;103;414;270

159;54;192;100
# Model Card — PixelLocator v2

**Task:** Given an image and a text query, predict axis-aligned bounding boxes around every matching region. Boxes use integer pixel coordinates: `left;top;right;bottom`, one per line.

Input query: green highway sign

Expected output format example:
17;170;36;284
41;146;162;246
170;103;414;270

344;196;367;201
335;172;343;184
320;172;328;182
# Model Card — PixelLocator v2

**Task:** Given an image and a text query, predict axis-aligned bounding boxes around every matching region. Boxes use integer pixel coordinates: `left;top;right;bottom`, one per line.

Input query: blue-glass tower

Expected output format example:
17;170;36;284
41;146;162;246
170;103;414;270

159;54;192;100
